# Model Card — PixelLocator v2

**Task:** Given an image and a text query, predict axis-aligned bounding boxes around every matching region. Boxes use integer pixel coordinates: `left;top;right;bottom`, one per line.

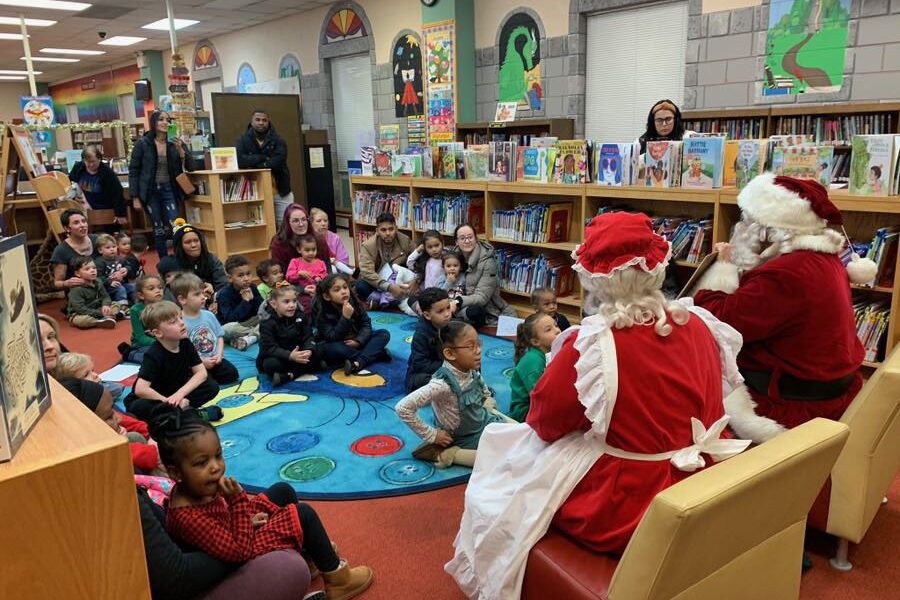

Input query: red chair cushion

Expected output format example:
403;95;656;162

522;529;620;600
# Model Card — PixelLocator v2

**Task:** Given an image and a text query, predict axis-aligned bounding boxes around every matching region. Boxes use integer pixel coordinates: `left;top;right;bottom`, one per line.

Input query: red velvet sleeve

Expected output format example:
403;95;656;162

118;412;150;437
526;336;590;442
693;266;801;344
130;442;160;472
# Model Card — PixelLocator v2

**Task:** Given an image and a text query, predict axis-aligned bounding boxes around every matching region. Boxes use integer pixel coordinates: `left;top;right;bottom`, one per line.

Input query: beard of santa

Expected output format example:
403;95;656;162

728;216;797;273
580;266;689;337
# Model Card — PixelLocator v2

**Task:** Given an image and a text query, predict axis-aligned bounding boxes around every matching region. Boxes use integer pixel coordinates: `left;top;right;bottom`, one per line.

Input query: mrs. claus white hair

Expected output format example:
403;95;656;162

581;266;690;337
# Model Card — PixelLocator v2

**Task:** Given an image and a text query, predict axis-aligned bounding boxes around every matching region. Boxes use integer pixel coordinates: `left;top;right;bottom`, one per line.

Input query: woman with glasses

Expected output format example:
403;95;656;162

637;99;687;155
269;203;329;271
451;224;517;328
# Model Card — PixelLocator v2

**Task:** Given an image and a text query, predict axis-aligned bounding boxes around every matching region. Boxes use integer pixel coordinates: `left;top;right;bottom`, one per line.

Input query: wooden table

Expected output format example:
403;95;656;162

0;378;151;598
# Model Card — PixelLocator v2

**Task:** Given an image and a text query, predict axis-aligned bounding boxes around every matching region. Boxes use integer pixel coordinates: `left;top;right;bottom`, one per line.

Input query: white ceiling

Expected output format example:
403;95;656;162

0;0;335;84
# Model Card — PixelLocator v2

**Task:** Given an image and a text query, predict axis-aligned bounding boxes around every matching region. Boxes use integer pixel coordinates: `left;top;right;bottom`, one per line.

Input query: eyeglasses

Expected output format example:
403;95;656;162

654;117;674;125
445;339;482;352
456;235;475;243
290;217;308;224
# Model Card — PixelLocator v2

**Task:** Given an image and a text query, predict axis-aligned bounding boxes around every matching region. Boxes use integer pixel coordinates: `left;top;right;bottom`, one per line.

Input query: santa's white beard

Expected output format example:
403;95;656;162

729;219;787;272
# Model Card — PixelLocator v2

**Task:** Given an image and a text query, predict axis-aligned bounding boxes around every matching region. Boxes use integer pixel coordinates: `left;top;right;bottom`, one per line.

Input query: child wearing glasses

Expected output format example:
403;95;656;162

395;321;514;468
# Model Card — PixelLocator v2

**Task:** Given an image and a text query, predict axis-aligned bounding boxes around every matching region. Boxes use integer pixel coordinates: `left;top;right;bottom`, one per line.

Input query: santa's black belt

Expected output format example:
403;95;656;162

740;369;854;401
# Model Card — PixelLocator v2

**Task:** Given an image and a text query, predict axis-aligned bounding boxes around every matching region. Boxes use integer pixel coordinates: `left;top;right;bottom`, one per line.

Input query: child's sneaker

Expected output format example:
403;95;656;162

115;310;128;321
97;317;117;329
231;334;259;351
398;298;417;317
198;406;224;422
322;560;373;600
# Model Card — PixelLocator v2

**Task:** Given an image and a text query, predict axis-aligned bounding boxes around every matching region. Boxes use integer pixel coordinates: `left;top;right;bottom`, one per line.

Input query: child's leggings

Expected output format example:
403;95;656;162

261;482;340;572
322;329;390;368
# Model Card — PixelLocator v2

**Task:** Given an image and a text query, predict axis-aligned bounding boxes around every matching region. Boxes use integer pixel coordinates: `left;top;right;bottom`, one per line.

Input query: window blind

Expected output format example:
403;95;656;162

331;54;375;172
585;2;688;142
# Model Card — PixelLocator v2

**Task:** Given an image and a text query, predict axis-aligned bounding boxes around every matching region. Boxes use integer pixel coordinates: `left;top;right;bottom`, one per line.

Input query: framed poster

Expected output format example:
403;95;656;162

424;19;456;145
0;234;51;462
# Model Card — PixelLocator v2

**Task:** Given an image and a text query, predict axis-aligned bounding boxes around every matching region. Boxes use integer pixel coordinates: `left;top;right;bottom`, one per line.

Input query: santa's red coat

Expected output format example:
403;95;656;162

694;251;864;428
526;314;727;554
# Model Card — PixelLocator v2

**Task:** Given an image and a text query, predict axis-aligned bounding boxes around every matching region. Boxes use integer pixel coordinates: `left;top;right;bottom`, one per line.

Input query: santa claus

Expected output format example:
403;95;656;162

445;211;750;600
693;173;874;443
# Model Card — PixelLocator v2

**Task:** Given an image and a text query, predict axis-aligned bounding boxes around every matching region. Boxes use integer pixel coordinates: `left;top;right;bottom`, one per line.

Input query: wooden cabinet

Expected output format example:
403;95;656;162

0;378;150;598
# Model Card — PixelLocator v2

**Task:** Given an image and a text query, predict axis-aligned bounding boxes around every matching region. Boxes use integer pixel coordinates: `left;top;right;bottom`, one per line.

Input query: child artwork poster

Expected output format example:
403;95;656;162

0;234;51;461
498;11;543;111
379;124;401;153
424;20;456;145
210;147;239;171
393;33;425;118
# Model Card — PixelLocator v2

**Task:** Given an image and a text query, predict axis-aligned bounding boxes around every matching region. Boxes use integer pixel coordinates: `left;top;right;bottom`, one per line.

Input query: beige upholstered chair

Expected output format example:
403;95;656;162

807;346;900;570
523;418;849;600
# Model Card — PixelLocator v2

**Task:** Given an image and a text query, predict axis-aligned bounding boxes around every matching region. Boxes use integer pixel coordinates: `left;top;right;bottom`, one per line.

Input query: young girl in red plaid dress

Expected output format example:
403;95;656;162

150;407;374;600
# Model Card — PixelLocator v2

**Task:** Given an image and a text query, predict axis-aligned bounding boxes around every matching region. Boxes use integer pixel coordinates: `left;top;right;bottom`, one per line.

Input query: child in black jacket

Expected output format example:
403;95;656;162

313;274;391;375
257;283;323;388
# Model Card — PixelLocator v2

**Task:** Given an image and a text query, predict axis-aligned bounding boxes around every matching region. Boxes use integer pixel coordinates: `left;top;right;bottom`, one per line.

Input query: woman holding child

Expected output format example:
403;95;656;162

451;224;516;328
446;212;751;598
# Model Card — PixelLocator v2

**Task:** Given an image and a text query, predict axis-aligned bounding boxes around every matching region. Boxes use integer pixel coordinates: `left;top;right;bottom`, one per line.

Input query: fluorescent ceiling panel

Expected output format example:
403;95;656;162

98;36;146;46
142;18;198;31
0;0;90;11
40;47;105;55
21;56;79;62
0;17;56;26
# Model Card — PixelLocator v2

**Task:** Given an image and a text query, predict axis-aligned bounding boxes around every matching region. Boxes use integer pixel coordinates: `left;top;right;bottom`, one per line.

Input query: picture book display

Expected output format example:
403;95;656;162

0;234;51;462
771;145;834;186
645;141;682;188
594;143;639;186
360;145;375;176
554;140;588;184
373;150;393;177
733;140;766;190
522;147;549;183
390;154;423;177
849;135;894;196
466;145;490;181
681;136;725;189
210;147;239;171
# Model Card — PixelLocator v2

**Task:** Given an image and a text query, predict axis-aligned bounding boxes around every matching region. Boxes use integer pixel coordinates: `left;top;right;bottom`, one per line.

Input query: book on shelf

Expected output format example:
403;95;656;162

210;147;239;171
354;230;374;258
593;142;639;186
492;202;572;244
373;150;393;177
774;113;896;144
353;190;411;227
488;141;517;182
645;141;682;188
849;135;894;196
651;216;712;263
390;154;423;177
771;145;834;186
554;140;588;184
893;135;900;195
406;146;434;177
547;204;571;243
224;219;264;229
413;194;484;234
853;226;899;288
681;136;725;189
360;146;375;176
522;146;550;183
853;301;890;362
465;145;490;181
220;175;259;202
682;117;764;139
496;248;574;297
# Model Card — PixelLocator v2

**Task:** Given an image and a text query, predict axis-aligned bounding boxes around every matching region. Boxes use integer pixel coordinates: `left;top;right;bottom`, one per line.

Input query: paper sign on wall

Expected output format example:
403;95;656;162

309;147;325;169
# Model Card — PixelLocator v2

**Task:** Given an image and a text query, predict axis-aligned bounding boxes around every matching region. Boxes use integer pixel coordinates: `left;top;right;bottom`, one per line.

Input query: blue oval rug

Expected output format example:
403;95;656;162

205;312;515;500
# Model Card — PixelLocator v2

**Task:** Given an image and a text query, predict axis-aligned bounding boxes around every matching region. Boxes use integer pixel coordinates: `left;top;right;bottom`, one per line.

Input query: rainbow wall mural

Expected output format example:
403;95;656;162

49;64;145;123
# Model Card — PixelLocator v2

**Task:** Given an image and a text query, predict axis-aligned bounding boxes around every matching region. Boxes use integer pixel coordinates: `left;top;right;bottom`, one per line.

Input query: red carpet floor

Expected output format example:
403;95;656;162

42;263;899;599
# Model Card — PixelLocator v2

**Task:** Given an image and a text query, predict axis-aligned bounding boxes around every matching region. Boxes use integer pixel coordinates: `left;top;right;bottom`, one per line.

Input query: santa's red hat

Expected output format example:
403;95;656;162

737;173;877;284
573;212;671;279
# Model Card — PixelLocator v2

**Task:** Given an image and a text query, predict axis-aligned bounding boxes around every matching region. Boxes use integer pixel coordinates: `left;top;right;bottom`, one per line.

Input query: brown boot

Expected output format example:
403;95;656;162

323;559;373;600
306;541;339;580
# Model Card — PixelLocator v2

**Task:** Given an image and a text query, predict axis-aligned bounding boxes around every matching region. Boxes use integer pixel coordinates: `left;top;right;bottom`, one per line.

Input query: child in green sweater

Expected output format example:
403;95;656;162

67;256;126;329
508;312;561;422
118;275;164;363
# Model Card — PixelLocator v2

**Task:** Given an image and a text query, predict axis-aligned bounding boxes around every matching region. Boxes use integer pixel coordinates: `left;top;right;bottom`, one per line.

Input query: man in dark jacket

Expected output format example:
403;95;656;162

236;109;292;225
68;145;126;226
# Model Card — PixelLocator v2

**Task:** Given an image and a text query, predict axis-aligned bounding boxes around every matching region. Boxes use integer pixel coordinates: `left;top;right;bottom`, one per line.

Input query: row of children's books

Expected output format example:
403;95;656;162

221;175;259;202
496;248;575;297
773;113;895;145
491;203;572;244
682;118;765;140
412;194;485;234
353;230;374;258
847;227;899;288
353;191;411;227
853;301;890;362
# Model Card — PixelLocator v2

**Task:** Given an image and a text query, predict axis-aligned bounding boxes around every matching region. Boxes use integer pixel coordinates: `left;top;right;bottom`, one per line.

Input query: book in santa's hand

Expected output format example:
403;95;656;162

849;134;895;197
681;136;725;189
677;251;719;299
0;234;52;462
771;145;834;187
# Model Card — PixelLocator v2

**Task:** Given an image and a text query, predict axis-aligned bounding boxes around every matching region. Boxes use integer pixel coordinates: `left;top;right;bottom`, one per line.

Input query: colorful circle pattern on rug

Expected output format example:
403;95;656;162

351;434;403;457
211;313;515;499
280;456;336;482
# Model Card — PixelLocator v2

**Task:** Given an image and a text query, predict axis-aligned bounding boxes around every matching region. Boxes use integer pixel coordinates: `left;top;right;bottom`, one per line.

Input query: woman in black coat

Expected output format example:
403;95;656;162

68;145;126;227
129;110;191;259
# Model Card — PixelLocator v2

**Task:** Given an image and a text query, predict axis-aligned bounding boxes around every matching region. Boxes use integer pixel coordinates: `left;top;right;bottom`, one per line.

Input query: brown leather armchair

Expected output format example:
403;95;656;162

522;418;849;600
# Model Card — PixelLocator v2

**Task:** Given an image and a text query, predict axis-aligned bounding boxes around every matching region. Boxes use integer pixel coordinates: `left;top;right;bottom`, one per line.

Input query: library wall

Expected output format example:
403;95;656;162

0;82;31;122
687;0;900;109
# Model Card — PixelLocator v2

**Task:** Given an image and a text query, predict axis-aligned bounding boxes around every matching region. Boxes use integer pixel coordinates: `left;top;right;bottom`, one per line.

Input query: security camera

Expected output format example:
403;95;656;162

98;31;107;40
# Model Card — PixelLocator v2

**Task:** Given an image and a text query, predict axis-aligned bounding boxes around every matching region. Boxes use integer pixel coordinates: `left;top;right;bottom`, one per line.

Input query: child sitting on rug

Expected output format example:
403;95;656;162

150;406;374;599
405;287;454;392
119;274;164;363
396;321;513;468
508;312;560;422
286;234;328;315
258;282;323;387
117;232;144;283
66;255;125;329
172;273;239;386
530;287;571;332
215;255;262;351
157;256;188;304
313;273;391;376
256;259;284;302
95;233;134;306
58;377;165;475
55;351;125;401
124;301;221;423
437;250;466;306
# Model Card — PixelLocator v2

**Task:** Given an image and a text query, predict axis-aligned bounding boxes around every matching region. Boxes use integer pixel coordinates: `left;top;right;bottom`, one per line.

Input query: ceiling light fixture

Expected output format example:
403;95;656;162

0;75;25;79
0;33;23;40
21;56;79;63
98;36;145;46
142;18;198;31
0;0;90;11
40;47;105;55
0;69;42;74
0;17;56;26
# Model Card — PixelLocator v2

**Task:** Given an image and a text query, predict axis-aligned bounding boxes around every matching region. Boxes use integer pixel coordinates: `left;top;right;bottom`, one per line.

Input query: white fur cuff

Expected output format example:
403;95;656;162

694;261;740;294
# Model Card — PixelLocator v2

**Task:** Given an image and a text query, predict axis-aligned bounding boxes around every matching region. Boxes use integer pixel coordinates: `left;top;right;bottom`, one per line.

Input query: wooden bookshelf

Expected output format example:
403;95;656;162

183;169;275;271
456;118;574;145
350;176;900;358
